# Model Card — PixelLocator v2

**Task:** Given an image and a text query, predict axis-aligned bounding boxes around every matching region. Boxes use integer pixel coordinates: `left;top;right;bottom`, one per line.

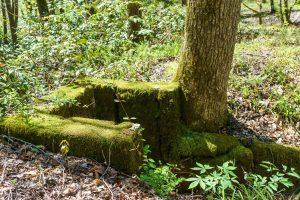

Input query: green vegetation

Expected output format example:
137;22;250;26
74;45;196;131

232;24;300;123
186;161;300;200
139;145;184;198
0;0;183;117
1;0;300;199
1;0;299;126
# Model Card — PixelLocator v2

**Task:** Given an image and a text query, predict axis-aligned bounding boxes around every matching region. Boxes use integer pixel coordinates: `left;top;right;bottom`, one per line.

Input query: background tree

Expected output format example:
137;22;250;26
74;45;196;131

127;1;142;43
278;0;299;24
270;0;275;13
242;1;263;24
1;0;8;43
5;0;18;44
36;0;49;18
176;0;241;132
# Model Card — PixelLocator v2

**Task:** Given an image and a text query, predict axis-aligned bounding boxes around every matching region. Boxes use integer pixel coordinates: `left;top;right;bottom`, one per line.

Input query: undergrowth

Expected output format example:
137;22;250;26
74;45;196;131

140;146;300;199
231;23;300;124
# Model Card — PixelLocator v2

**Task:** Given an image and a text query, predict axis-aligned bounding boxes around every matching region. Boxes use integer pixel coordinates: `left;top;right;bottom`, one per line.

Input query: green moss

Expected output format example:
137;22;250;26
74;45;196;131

39;84;95;118
162;61;179;81
0;114;142;173
70;117;132;129
168;127;254;178
169;126;240;160
93;82;117;121
46;85;86;100
116;81;160;158
197;145;253;169
228;145;253;171
249;140;300;174
37;78;182;161
158;82;181;161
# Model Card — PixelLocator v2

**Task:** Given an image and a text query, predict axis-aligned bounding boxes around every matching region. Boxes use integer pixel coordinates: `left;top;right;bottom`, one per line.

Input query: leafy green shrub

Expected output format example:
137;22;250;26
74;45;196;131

0;0;184;117
186;161;300;200
139;145;184;197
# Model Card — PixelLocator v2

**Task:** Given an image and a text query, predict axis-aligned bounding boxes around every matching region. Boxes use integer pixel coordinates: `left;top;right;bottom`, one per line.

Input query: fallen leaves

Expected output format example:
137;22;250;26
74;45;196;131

0;138;162;199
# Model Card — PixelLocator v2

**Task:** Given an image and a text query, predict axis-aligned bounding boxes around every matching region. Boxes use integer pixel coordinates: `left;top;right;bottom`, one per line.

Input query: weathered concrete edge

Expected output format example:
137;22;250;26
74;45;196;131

0;114;143;174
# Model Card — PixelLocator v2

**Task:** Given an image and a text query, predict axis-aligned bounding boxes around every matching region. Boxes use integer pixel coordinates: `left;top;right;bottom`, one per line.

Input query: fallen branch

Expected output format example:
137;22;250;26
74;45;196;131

102;179;114;200
1;160;7;183
101;142;113;179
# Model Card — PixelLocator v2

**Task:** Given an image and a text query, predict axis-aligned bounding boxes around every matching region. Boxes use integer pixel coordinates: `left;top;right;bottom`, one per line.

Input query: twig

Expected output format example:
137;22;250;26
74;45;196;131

242;2;260;14
241;53;273;58
38;165;46;185
8;189;13;200
101;179;114;200
62;168;65;189
291;183;300;198
1;160;7;183
101;142;113;178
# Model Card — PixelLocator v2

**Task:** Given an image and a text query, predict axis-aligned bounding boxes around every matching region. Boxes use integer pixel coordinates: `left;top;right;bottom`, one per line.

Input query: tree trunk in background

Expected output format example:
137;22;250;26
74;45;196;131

25;0;33;15
1;0;8;44
176;0;241;132
283;0;291;24
5;0;18;44
127;1;142;43
258;1;263;24
279;0;284;23
36;0;49;18
270;0;275;14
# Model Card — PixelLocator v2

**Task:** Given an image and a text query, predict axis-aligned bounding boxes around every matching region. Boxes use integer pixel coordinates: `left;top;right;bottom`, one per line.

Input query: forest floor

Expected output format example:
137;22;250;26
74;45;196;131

225;11;300;147
0;137;203;200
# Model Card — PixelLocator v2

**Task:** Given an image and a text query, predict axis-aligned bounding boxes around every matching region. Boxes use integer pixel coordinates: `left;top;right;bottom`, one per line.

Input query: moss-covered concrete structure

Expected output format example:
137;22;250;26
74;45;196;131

0;114;142;173
0;78;299;178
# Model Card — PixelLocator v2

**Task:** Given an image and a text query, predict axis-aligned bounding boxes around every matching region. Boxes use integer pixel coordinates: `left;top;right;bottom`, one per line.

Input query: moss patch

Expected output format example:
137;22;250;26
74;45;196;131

169;126;253;173
39;78;182;160
170;126;240;160
115;81;161;158
247;140;300;174
40;84;96;118
0;114;142;174
158;83;181;160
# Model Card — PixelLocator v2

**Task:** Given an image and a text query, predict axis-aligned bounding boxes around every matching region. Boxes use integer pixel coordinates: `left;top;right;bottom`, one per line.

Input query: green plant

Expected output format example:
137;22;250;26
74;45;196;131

186;161;239;199
0;0;185;118
59;140;70;156
139;145;184;197
186;161;300;200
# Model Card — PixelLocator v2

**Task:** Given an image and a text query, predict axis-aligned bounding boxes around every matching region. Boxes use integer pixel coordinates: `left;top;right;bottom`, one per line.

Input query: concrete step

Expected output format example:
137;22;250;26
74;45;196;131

0;114;142;174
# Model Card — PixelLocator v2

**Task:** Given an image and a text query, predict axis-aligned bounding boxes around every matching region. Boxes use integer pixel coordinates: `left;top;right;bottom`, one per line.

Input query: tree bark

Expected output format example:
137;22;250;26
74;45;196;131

1;0;8;43
127;1;142;43
270;0;275;14
36;0;49;18
279;0;284;23
283;0;291;24
176;0;241;132
5;0;18;44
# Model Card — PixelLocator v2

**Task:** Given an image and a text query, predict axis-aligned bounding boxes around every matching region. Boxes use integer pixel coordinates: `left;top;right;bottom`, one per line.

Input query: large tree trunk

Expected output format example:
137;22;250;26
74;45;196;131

36;0;49;18
1;0;8;44
5;0;18;44
176;0;241;132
